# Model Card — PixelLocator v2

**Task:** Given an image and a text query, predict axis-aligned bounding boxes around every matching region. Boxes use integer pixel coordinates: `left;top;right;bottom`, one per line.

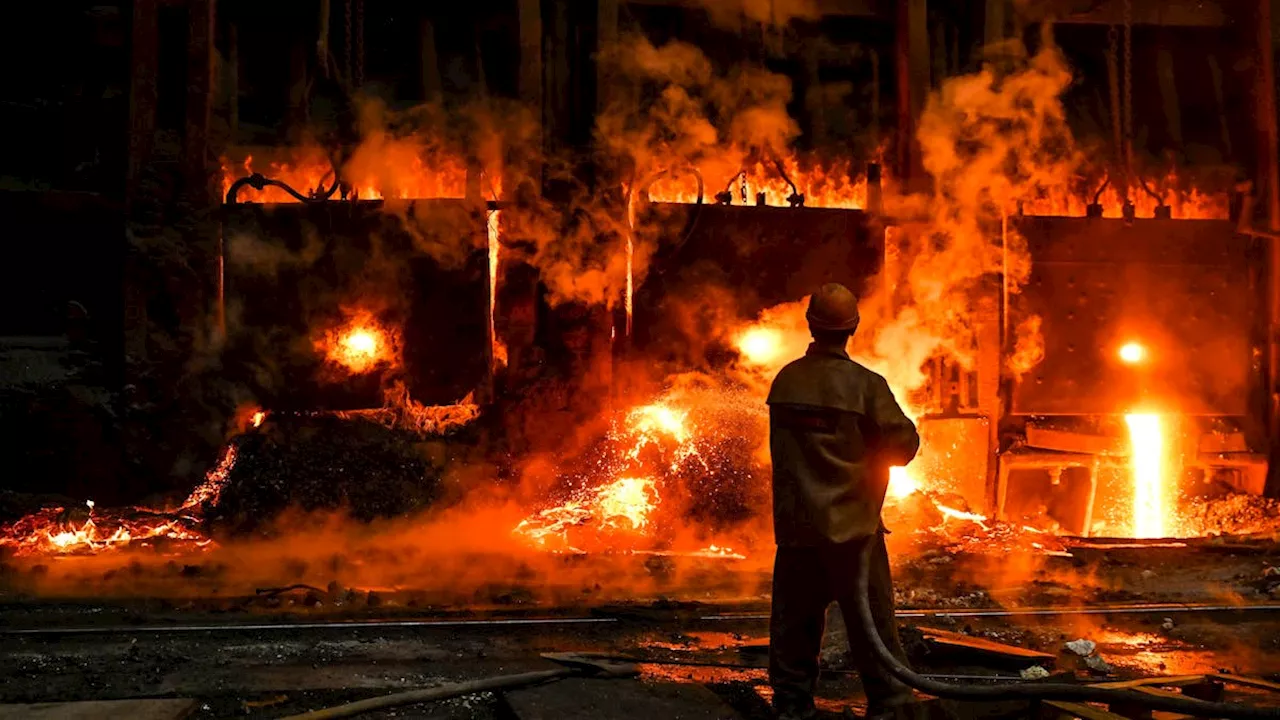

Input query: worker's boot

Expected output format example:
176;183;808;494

775;697;819;720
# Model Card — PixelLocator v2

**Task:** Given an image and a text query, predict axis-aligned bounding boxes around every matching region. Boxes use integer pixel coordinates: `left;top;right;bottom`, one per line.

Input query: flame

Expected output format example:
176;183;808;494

0;443;241;556
1125;413;1169;538
512;400;701;550
251;411;266;428
735;327;786;367
221;143;468;203
1118;341;1146;365
317;310;396;375
646;156;868;209
935;503;989;530
178;443;240;511
1021;172;1229;220
888;466;921;500
487;210;508;370
513;475;661;549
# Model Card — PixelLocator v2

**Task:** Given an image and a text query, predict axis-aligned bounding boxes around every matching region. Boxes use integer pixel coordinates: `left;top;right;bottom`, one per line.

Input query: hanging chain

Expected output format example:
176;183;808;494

1107;26;1122;165
343;0;353;85
354;0;364;88
1122;0;1133;185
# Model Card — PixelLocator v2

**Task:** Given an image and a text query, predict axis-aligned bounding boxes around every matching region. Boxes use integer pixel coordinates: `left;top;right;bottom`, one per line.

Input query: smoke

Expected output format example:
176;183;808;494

854;36;1077;397
596;34;799;190
689;0;820;28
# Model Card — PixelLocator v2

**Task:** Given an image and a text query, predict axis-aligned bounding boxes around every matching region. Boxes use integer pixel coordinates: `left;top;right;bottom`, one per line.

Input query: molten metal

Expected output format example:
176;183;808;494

1125;413;1169;539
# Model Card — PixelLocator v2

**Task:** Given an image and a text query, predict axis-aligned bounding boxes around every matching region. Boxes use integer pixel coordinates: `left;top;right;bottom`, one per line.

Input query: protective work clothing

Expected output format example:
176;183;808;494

766;285;920;719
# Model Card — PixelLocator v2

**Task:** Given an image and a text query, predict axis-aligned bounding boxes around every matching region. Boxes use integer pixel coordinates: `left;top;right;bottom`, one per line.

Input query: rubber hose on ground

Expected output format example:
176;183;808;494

852;538;1280;719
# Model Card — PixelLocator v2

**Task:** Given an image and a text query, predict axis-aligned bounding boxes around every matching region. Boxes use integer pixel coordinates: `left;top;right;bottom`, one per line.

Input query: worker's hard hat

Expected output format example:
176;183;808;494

806;283;861;332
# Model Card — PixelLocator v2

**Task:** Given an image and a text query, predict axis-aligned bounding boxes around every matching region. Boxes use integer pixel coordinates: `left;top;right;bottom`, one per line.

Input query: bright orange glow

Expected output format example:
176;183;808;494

487;210;508;369
1118;342;1146;364
935;503;989;529
220;143;468;203
1125;413;1169;539
646;156;869;209
317;311;396;375
736;327;786;367
1020;172;1229;220
251;411;266;428
887;466;921;500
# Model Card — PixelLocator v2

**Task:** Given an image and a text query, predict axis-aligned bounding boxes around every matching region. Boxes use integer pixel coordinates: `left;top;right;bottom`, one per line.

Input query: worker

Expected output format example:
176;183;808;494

766;283;920;720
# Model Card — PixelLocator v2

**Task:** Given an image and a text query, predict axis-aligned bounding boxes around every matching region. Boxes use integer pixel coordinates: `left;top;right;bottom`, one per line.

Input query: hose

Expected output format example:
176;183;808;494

852;538;1280;718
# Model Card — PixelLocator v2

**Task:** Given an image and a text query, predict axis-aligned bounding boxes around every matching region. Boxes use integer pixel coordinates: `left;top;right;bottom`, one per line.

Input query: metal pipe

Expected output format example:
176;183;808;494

850;539;1280;718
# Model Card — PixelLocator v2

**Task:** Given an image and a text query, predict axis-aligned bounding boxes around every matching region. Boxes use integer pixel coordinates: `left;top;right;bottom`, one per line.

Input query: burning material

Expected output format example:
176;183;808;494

1126;413;1170;539
341;382;480;437
221;140;468;204
514;476;662;551
0;442;243;557
318;310;397;375
0;502;210;557
512;385;769;554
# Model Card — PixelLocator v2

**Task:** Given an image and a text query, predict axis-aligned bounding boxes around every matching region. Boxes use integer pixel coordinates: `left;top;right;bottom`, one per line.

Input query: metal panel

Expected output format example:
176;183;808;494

632;204;880;359
1012;217;1254;416
223;200;488;410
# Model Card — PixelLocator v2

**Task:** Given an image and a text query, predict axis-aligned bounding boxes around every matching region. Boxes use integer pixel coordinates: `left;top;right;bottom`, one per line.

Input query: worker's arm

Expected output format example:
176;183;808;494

866;375;920;466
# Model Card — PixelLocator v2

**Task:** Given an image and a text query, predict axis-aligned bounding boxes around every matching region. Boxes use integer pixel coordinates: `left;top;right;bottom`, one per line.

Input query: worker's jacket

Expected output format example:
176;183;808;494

767;342;920;546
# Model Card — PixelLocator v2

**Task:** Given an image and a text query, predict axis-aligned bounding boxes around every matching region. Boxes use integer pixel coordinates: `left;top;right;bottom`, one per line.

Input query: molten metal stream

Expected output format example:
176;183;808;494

1125;413;1167;539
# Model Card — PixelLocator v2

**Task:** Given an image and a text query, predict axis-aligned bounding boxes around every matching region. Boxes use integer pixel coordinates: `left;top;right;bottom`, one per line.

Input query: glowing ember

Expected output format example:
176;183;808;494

251;411;266;428
513;476;661;548
1118;341;1147;365
1125;413;1169;538
596;476;660;531
318;311;396;375
935;503;989;530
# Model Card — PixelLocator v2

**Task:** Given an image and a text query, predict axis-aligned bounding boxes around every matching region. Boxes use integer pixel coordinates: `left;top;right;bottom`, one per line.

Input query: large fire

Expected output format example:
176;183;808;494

221;143;468;203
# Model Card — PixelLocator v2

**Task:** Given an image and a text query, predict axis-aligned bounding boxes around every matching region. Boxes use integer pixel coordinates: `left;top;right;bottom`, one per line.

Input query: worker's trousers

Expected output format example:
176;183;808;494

769;532;914;716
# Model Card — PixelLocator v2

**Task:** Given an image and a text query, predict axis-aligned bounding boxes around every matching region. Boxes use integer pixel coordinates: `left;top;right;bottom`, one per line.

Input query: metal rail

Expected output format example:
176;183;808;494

704;602;1280;622
5;601;1279;636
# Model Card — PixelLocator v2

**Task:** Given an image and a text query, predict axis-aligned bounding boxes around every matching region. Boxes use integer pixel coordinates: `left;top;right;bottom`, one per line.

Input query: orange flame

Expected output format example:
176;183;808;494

317;310;397;375
646;156;869;209
221;142;468;204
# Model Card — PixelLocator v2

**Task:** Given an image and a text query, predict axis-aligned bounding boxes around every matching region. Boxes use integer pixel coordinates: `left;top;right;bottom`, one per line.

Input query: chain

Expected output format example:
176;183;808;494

1122;0;1133;183
740;173;747;204
343;0;353;85
1106;26;1122;167
354;0;364;88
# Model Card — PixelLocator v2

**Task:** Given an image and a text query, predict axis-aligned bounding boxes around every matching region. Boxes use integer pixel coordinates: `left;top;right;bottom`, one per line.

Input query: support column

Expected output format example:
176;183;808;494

184;0;216;207
1259;0;1280;497
125;0;158;363
895;0;929;187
